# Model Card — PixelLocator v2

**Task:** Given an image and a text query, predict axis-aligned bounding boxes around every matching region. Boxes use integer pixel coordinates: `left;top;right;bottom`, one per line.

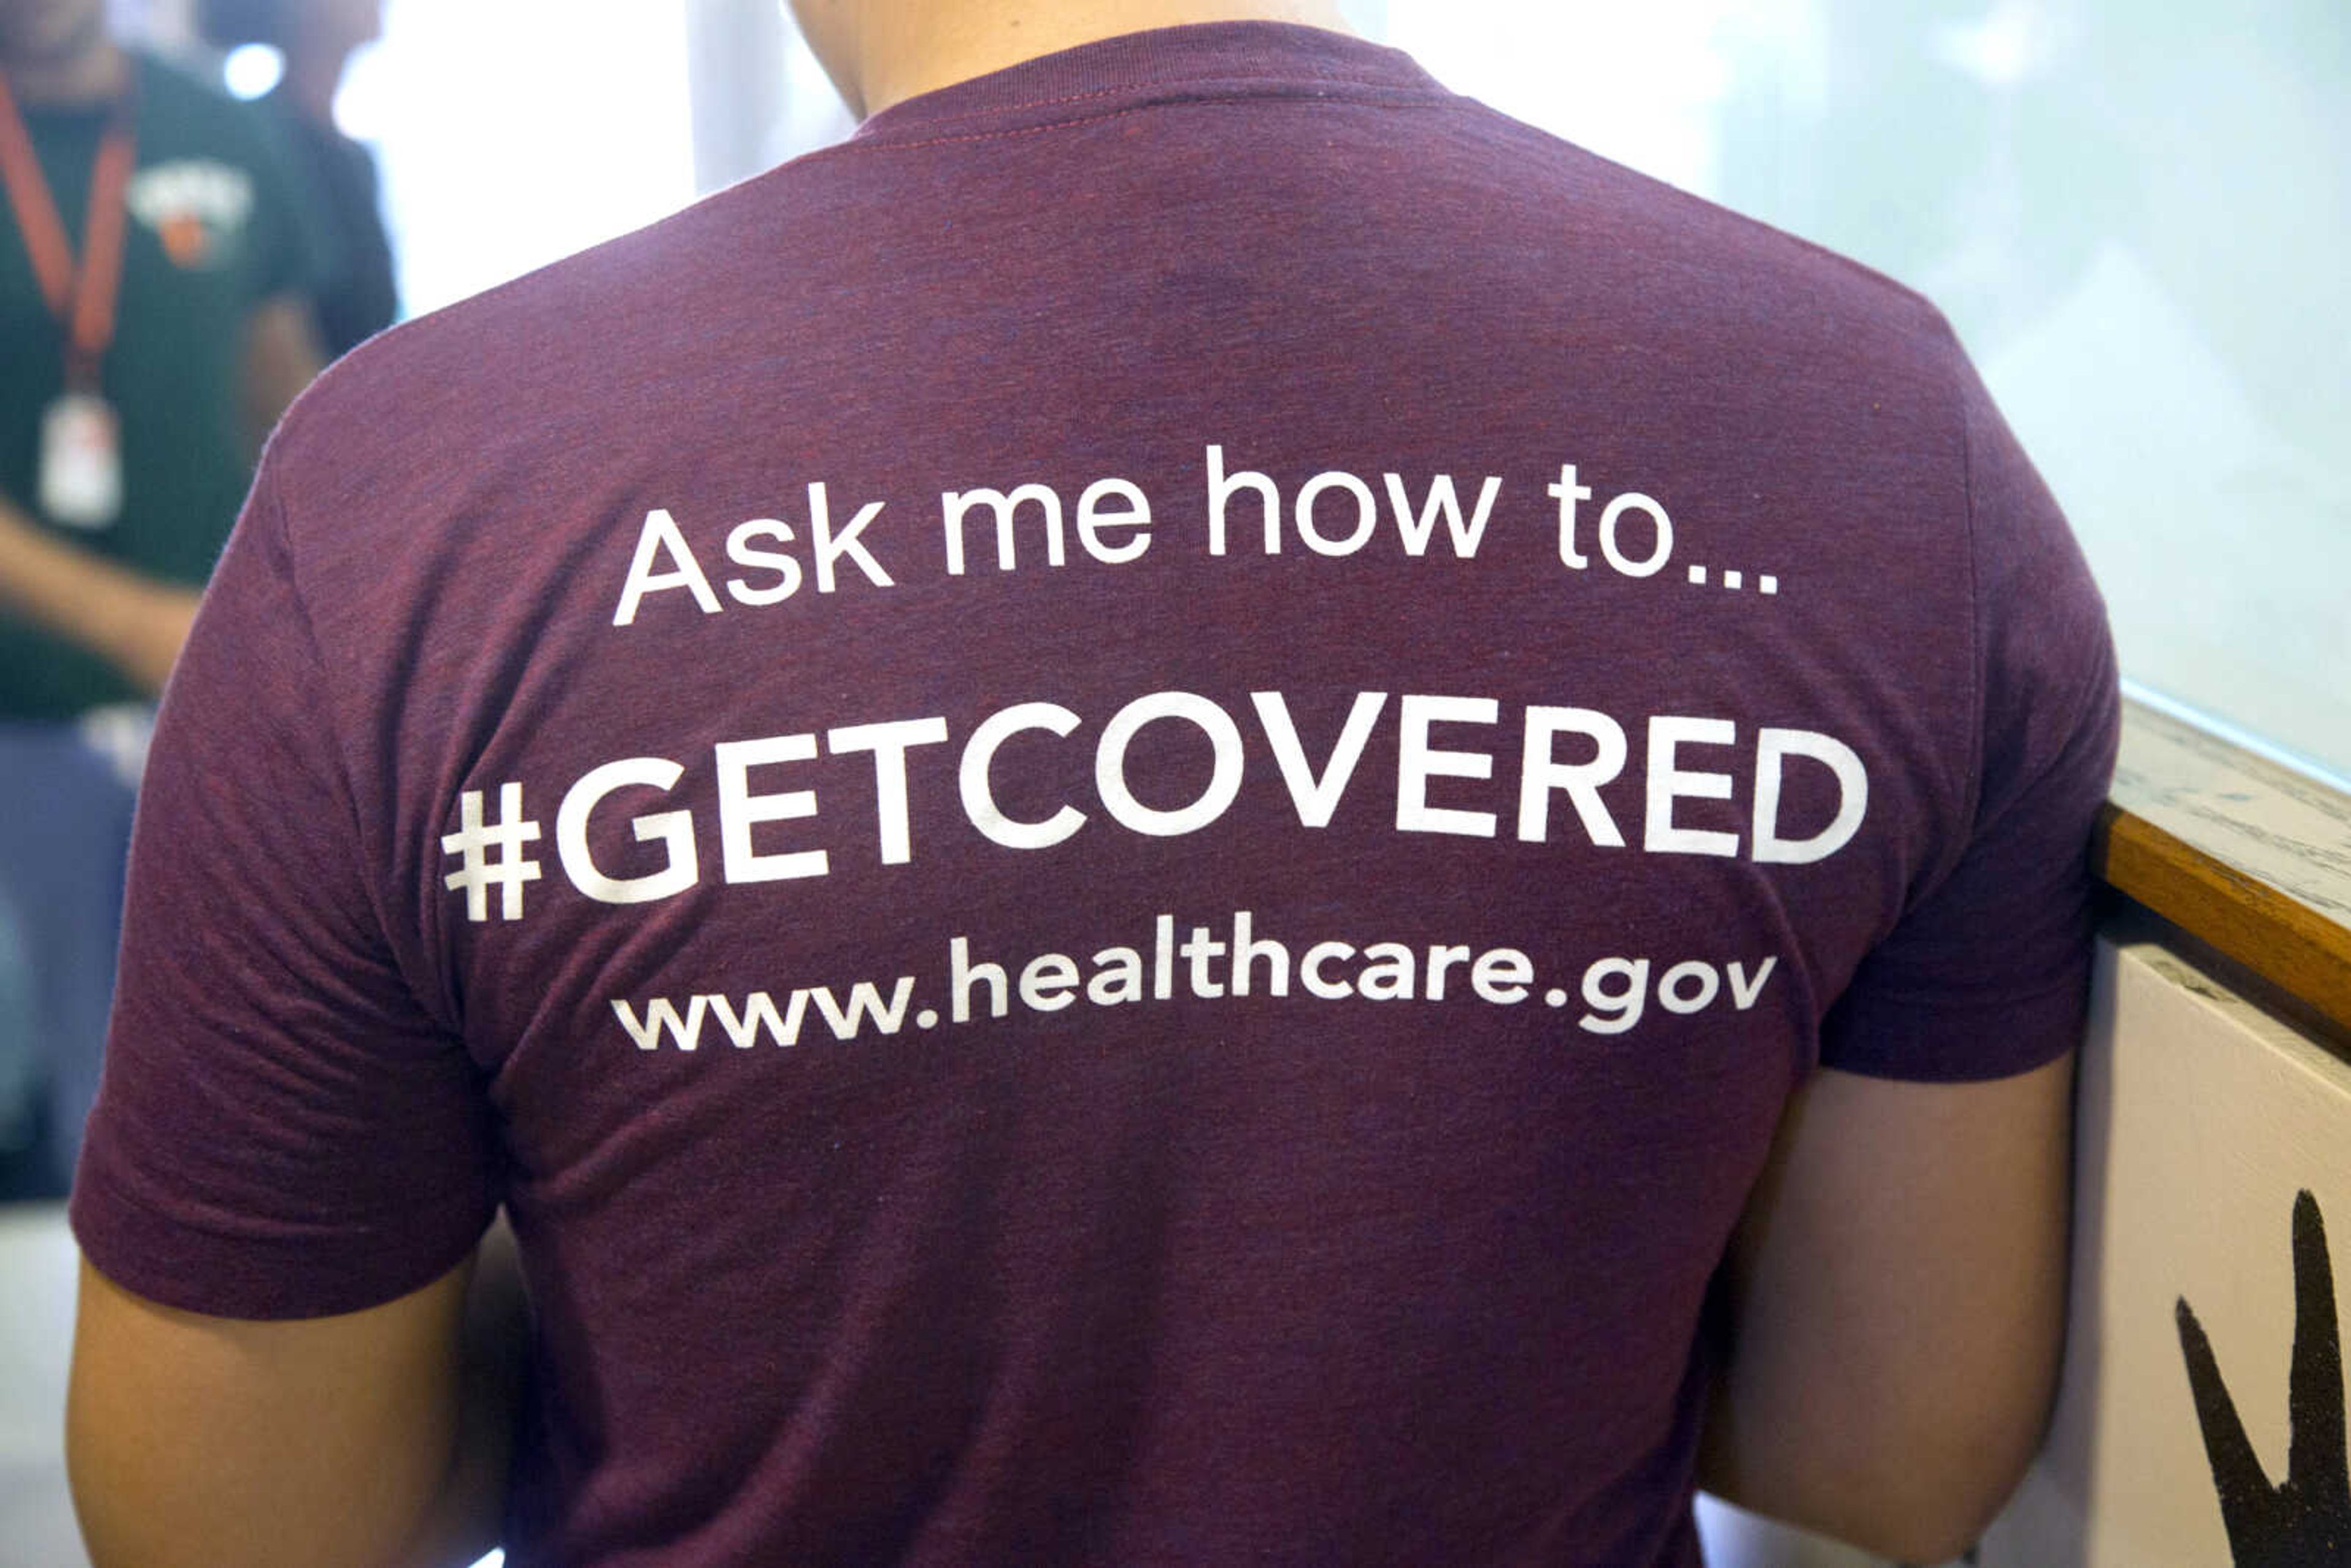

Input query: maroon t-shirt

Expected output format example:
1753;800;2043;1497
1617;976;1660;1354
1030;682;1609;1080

72;23;2118;1566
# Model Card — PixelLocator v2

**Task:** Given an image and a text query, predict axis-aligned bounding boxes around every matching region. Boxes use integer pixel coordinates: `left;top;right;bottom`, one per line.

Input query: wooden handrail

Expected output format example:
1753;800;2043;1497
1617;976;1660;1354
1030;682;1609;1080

2096;699;2351;1044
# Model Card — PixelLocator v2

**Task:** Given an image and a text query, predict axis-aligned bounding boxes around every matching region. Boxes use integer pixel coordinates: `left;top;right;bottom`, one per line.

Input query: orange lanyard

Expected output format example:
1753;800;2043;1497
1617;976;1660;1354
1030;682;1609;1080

0;69;137;392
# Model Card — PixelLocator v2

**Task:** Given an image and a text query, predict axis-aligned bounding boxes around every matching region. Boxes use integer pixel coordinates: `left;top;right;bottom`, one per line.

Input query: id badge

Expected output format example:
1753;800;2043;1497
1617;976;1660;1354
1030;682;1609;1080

38;392;124;530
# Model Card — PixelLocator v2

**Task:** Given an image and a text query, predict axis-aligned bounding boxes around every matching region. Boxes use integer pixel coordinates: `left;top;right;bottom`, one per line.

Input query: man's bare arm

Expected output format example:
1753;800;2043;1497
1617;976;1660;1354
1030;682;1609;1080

1700;1053;2074;1562
0;495;198;694
69;1221;528;1568
245;294;327;446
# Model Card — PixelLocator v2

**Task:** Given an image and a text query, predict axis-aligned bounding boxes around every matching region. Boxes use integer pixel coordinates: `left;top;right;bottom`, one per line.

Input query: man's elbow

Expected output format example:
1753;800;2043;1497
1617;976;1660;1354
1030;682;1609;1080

1703;1357;2061;1562
1828;1427;2046;1564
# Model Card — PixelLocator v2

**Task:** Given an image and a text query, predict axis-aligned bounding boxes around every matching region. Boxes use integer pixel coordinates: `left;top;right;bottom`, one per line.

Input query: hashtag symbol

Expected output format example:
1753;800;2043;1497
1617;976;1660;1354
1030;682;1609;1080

441;782;543;923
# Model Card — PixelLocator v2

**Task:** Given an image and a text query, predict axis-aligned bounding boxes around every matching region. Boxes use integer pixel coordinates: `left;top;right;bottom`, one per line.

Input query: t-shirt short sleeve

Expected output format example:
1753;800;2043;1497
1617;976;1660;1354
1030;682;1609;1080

1818;339;2121;1083
69;462;500;1321
234;96;332;309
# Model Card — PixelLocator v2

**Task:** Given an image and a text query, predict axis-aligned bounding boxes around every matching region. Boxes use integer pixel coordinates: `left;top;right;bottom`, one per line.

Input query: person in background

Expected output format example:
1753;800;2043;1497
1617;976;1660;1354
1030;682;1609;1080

63;0;2117;1563
0;0;324;1198
199;0;397;357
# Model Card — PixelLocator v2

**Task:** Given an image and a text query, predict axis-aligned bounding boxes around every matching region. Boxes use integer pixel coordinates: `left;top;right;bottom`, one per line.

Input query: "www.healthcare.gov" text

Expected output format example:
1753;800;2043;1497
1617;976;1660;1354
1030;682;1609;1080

608;910;1781;1048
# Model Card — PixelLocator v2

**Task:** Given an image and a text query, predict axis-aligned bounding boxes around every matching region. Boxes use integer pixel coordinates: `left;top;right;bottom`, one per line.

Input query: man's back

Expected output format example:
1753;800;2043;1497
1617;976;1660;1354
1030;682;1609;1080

69;22;2115;1565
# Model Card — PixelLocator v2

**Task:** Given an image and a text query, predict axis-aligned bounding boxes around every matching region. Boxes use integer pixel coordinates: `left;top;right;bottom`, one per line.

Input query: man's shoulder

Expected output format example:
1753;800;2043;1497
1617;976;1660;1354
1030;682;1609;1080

269;169;779;440
1444;102;1951;362
252;177;754;547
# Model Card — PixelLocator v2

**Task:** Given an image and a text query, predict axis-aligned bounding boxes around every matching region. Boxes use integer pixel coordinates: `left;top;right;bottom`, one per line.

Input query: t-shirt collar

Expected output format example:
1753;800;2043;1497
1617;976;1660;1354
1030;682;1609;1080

850;20;1452;145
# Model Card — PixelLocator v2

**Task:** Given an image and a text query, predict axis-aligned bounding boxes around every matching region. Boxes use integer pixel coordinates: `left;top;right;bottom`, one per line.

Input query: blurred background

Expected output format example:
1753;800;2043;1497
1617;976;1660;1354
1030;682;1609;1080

3;2;2345;1564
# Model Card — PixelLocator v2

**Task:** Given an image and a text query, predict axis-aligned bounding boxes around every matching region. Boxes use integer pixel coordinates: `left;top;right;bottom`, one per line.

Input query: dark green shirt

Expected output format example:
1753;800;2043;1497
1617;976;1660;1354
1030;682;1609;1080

262;86;398;359
1;51;323;720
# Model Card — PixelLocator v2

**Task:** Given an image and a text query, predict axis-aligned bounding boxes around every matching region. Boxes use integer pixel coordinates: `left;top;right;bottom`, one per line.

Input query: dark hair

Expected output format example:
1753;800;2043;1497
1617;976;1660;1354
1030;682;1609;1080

195;0;287;49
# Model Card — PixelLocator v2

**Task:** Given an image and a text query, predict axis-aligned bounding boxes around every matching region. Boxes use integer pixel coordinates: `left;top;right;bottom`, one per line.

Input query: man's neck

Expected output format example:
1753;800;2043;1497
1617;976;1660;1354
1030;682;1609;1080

849;0;1354;118
278;50;345;128
2;37;129;109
